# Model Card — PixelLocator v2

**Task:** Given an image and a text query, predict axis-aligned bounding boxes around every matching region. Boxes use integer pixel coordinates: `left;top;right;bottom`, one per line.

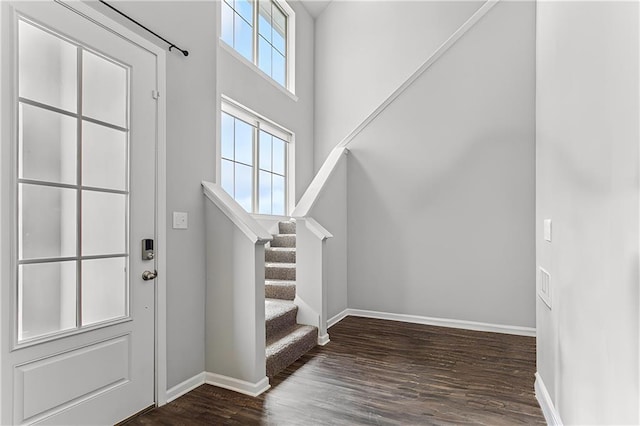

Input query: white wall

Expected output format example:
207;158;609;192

315;1;536;328
536;1;640;423
86;1;217;389
314;1;483;169
218;0;315;202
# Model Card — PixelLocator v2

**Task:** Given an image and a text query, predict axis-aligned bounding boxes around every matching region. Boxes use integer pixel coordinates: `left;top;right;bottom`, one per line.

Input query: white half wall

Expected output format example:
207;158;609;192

314;0;483;169
536;1;640;423
306;153;348;320
338;1;536;328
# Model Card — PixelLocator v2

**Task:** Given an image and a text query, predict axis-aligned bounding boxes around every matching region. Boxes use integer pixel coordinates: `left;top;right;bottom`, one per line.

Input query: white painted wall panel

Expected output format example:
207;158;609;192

342;1;536;327
536;1;640;423
314;1;483;169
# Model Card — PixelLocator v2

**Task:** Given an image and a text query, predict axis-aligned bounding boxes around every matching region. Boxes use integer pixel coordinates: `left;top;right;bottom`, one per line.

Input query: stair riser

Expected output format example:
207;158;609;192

266;309;298;341
265;249;296;263
271;235;296;248
278;222;296;235
266;328;318;377
266;266;296;281
265;284;296;301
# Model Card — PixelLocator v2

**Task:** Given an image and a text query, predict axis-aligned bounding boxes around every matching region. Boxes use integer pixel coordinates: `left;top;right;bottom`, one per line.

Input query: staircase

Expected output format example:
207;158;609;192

265;220;318;377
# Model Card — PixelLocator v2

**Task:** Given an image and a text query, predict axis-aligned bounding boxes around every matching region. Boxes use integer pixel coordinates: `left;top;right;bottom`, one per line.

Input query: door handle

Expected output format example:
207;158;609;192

142;270;158;281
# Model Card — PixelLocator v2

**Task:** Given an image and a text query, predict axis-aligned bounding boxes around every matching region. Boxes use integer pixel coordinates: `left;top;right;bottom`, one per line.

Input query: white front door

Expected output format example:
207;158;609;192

0;1;160;424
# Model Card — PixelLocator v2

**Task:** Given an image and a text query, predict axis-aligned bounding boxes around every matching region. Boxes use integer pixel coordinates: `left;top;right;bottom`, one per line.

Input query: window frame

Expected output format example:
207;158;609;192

219;0;296;94
219;96;295;216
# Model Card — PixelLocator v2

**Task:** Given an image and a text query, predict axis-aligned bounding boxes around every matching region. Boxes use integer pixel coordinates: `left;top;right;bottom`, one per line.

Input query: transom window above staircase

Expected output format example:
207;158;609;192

220;98;294;215
220;0;295;92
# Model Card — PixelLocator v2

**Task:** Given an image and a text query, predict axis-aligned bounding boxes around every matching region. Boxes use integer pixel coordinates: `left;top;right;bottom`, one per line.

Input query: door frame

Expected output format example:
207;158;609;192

0;0;168;420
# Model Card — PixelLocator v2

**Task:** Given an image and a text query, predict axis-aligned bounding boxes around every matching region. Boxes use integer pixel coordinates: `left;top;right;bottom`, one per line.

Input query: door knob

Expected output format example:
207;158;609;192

142;270;158;280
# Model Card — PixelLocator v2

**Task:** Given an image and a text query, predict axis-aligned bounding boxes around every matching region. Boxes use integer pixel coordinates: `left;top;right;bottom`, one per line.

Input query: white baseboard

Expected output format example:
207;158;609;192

317;333;330;346
205;372;271;397
165;372;206;404
330;309;536;337
327;309;349;328
535;372;563;425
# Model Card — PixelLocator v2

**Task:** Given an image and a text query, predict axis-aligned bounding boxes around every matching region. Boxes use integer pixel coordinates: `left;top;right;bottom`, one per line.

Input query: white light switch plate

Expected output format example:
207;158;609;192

544;219;552;242
173;212;188;229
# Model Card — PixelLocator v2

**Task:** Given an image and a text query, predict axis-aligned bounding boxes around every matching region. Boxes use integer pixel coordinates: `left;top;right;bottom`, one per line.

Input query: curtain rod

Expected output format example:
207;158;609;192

99;0;189;57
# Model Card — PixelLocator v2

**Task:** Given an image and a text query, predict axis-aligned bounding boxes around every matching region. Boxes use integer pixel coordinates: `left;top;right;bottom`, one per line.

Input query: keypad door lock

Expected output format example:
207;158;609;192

142;239;154;260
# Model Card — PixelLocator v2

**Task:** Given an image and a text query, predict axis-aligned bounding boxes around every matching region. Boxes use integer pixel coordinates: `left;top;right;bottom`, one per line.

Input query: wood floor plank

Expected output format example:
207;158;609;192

125;317;544;425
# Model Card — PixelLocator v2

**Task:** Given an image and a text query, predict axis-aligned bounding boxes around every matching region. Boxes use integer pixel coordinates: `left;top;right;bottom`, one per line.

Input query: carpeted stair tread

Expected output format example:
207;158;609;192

264;221;316;378
265;299;298;340
265;280;296;301
265;247;296;263
278;221;296;235
271;234;296;248
265;263;296;281
266;324;318;377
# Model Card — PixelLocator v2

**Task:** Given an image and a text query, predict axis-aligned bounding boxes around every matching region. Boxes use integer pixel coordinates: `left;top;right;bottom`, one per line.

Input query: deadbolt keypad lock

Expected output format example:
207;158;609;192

142;239;154;260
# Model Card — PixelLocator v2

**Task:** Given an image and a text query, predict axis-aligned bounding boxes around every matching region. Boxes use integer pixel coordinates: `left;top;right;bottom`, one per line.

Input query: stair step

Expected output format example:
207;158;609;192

265;299;298;340
266;324;317;377
265;280;296;301
265;247;296;263
271;234;296;248
265;262;296;281
278;221;296;235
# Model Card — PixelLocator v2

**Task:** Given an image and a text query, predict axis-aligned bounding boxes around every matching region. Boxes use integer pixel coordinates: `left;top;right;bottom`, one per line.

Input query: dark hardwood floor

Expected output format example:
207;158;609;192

126;317;544;425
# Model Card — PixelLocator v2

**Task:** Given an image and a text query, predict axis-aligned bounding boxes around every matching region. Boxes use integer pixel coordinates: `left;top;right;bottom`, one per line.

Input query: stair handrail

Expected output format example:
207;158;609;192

302;217;333;241
202;181;272;244
291;146;348;218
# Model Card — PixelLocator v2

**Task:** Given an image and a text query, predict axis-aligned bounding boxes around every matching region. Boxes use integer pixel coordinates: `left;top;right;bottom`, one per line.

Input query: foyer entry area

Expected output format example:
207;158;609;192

124;316;544;425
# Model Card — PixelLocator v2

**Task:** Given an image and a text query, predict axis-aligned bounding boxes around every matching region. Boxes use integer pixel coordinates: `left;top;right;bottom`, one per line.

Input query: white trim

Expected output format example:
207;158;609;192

535;372;563;425
317;333;330;346
336;0;499;150
202;181;273;244
165;372;206;404
154;46;168;408
327;309;349;329
277;0;295;94
331;309;536;337
303;217;333;241
250;213;291;222
221;95;294;141
218;41;298;102
205;372;271;397
291;146;348;217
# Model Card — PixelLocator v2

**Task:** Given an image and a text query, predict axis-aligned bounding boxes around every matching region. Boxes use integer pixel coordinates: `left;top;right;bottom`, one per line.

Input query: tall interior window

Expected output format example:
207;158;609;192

16;19;130;343
220;0;294;90
220;100;292;215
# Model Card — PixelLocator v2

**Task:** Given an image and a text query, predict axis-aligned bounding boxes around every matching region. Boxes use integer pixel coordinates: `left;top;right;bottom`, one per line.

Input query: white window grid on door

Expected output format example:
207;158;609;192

14;17;131;347
220;98;293;216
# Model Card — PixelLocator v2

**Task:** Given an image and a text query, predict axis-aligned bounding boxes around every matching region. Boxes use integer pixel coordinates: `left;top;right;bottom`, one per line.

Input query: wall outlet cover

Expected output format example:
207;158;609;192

538;267;551;309
543;219;552;242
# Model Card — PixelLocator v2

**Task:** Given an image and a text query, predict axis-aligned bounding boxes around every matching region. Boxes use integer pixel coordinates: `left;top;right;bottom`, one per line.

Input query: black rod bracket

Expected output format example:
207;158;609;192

99;0;189;57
